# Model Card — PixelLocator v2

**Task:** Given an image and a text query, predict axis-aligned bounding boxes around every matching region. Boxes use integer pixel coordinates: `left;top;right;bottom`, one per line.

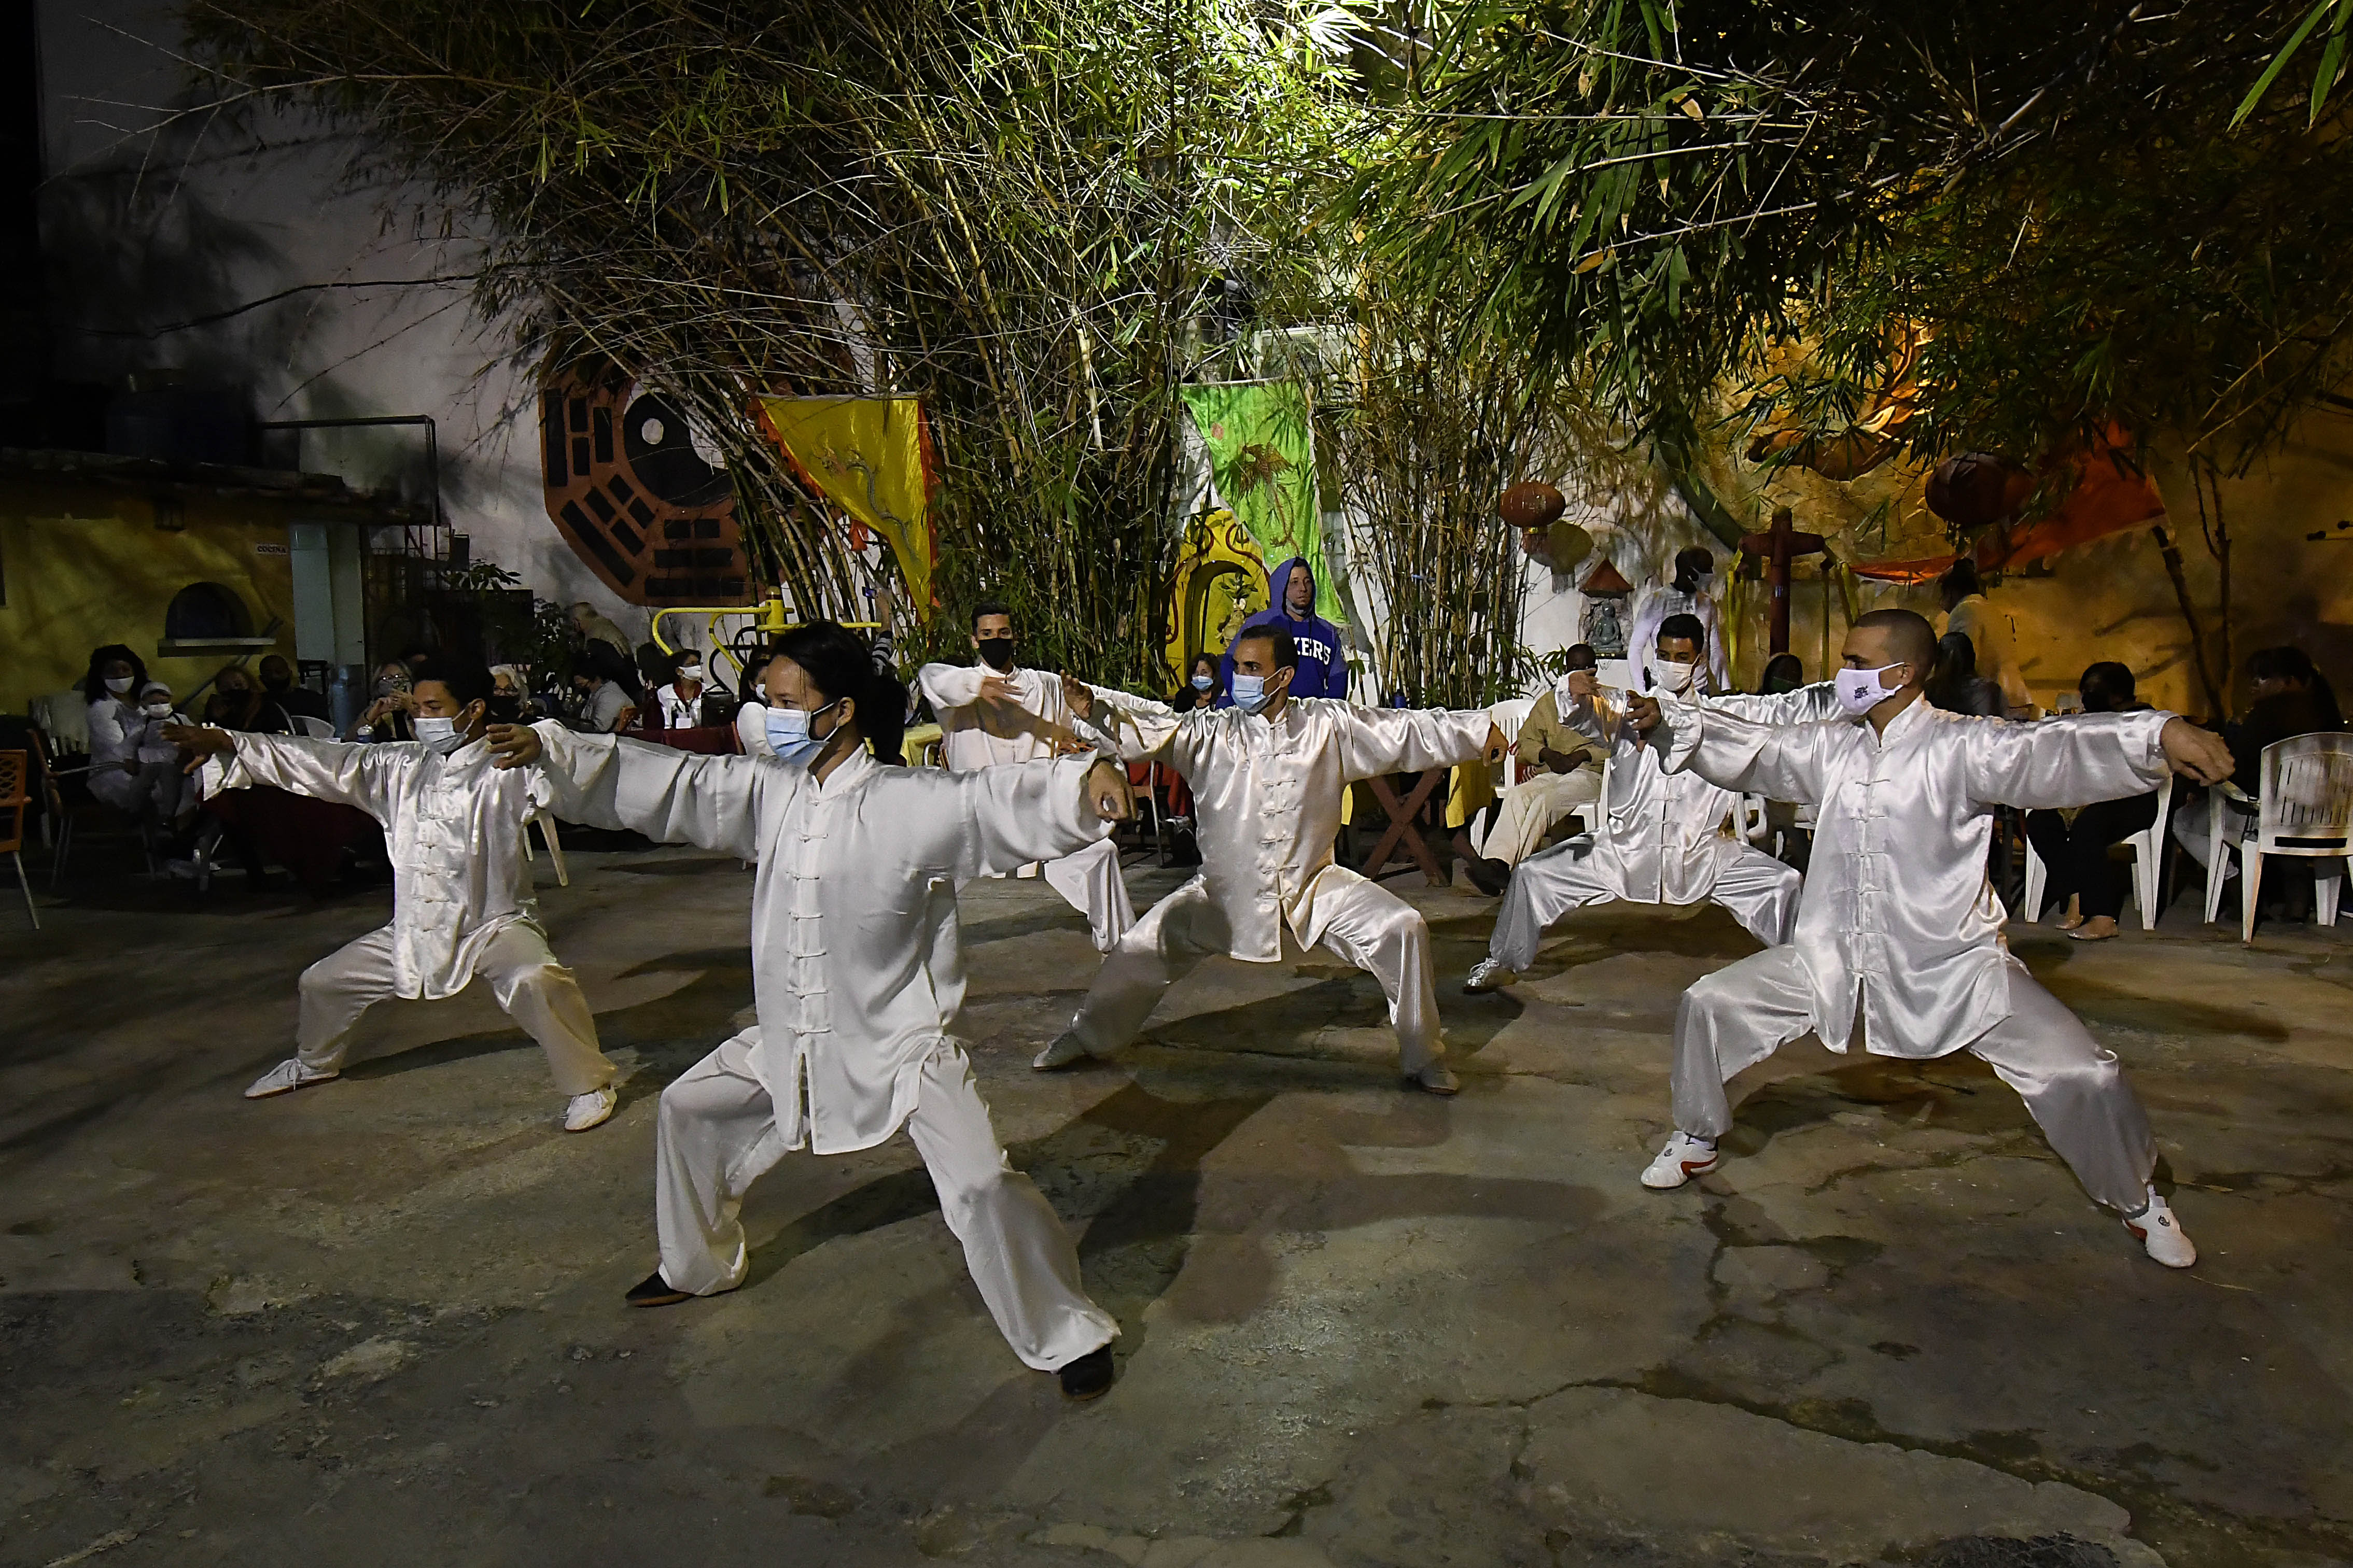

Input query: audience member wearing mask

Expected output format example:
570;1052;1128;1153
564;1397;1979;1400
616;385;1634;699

1938;561;2035;717
83;646;192;834
732;651;775;756
206;665;296;736
488;666;536;723
1924;631;2005;717
168;658;620;1132
652;651;710;730
1454;642;1607;892
2023;662;2158;942
1628;546;1730;694
917;600;1138;952
1170;653;1223;713
2173;643;2346;873
353;661;419;742
258;654;331;724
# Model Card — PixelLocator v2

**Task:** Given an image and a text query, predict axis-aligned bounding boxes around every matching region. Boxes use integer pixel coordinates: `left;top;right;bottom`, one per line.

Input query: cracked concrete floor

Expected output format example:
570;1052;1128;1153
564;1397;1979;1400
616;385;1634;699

3;845;2351;1568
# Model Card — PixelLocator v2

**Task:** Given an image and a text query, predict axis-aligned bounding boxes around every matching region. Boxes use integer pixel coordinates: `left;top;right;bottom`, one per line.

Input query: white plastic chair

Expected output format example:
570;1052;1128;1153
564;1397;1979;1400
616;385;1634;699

2205;733;2353;943
521;808;570;888
2023;771;2176;932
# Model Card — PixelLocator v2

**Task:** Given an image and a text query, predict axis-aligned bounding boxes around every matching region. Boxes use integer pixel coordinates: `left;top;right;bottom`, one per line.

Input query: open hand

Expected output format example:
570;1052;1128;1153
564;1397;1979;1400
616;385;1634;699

1625;693;1663;736
1060;673;1095;724
162;723;234;773
1563;670;1600;701
2160;718;2235;785
1084;757;1133;822
485;723;544;770
977;670;1018;704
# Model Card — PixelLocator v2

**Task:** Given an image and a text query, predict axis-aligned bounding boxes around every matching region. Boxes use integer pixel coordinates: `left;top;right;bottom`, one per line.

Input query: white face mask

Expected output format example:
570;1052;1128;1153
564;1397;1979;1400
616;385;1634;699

141;701;173;719
413;715;467;754
105;675;135;695
1834;663;1906;717
1655;659;1699;697
676;665;702;684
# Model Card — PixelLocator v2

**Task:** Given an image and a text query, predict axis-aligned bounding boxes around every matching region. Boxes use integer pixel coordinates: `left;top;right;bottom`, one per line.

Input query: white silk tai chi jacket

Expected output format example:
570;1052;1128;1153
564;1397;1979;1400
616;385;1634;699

1562;681;1844;905
1075;697;1492;961
1657;696;2174;1057
200;732;552;1000
530;726;1113;1153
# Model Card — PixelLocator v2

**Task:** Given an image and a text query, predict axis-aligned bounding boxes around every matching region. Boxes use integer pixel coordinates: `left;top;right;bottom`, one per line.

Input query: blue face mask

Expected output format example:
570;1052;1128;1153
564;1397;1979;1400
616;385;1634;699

764;699;841;766
1230;672;1276;714
1190;673;1214;690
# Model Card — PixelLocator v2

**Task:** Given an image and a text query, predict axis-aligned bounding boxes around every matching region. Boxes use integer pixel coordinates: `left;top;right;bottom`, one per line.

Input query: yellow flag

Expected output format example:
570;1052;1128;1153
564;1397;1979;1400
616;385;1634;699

757;395;937;617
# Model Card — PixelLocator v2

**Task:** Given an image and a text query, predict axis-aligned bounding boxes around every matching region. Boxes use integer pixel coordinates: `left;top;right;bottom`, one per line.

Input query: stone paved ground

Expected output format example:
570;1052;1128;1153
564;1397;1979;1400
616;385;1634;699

3;843;2350;1568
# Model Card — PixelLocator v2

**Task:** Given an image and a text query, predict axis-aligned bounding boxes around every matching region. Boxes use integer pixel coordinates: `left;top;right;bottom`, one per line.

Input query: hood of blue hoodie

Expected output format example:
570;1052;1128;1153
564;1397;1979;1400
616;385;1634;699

1269;556;1317;621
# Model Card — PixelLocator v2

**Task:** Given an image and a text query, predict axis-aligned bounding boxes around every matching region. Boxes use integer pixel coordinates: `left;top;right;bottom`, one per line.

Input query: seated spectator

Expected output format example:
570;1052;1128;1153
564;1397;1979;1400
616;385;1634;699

352;661;419;741
732;651;774;756
86;660;195;841
650;651;710;730
1453;642;1606;895
1758;652;1805;695
488;665;537;723
1170;652;1223;713
1924;630;2005;717
258;653;331;724
2174;644;2345;875
2023;661;2158;941
1940;560;2034;716
570;642;640;733
206;665;295;735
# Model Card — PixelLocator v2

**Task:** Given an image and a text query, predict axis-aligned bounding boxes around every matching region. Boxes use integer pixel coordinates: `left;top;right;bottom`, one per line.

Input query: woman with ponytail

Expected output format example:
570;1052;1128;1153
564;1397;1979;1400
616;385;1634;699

485;620;1133;1400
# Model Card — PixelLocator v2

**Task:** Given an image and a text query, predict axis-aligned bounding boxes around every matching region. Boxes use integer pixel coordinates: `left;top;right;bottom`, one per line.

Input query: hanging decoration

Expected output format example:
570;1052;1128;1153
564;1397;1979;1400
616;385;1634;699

1179;382;1340;623
756;395;940;619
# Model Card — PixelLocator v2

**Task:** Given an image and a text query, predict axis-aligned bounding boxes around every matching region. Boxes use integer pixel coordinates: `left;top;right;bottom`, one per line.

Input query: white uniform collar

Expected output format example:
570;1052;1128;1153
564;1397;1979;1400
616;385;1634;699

811;745;880;796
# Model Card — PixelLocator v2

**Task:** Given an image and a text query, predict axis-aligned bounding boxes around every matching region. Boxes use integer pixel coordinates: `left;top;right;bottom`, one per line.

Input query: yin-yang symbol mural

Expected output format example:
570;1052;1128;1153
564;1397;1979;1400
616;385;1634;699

540;359;753;606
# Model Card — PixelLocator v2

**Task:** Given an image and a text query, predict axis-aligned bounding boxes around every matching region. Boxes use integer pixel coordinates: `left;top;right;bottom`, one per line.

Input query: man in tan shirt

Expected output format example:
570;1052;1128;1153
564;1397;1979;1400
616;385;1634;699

1454;644;1606;894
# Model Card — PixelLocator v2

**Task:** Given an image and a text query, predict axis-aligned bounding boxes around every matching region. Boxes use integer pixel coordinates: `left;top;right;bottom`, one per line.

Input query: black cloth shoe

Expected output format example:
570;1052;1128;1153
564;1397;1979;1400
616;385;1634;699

624;1270;694;1308
1057;1345;1115;1401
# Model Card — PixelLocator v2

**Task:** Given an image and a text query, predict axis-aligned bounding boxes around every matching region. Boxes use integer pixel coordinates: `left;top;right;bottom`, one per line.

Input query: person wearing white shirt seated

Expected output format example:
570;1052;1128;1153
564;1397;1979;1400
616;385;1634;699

83;645;197;836
569;661;637;734
916;599;1136;952
166;660;620;1134
1464;615;1838;993
1037;624;1509;1096
652;652;709;731
486;621;1132;1401
1622;608;2235;1268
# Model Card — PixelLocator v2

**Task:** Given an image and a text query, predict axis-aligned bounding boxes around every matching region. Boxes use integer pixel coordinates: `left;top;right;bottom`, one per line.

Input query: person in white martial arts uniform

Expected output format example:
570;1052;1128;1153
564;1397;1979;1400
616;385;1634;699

1033;623;1509;1095
1627;545;1730;695
1621;608;2236;1268
1464;614;1841;991
165;661;621;1132
916;599;1137;952
490;621;1133;1400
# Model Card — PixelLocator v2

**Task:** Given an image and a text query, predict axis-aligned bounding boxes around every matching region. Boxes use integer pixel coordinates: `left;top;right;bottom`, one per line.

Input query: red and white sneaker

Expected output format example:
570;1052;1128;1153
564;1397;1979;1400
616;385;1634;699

1641;1132;1719;1190
2125;1188;2197;1268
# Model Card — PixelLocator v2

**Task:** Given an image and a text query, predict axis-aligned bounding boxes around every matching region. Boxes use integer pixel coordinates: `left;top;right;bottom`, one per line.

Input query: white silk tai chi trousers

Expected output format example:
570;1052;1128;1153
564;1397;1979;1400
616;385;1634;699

653;1030;1117;1373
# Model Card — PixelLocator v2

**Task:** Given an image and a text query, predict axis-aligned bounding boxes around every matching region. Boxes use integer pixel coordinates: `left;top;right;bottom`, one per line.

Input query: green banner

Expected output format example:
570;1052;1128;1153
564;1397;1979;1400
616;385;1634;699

1179;381;1343;623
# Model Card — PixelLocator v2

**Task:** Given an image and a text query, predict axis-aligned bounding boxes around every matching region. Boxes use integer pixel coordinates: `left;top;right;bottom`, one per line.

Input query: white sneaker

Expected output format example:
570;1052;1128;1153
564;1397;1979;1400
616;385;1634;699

1410;1062;1461;1096
1641;1132;1719;1190
244;1058;339;1099
1032;1031;1095;1071
564;1086;618;1132
1463;957;1518;994
2125;1189;2197;1268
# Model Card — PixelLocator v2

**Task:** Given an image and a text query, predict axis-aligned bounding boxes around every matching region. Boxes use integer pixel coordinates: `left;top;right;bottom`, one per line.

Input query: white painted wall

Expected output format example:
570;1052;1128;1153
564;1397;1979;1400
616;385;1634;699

34;0;652;647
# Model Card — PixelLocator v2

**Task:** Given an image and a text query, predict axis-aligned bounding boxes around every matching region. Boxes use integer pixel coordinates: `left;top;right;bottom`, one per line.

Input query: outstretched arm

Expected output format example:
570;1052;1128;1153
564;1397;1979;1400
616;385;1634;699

1059;674;1183;764
488;721;772;859
1636;697;1839;804
945;755;1133;880
1700;681;1843;725
164;725;402;817
1335;705;1506;781
1962;710;2229;809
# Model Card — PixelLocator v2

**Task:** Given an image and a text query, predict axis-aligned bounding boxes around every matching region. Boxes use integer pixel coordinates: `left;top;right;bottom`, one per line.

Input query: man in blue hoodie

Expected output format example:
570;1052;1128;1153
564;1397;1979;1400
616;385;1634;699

1221;557;1348;703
